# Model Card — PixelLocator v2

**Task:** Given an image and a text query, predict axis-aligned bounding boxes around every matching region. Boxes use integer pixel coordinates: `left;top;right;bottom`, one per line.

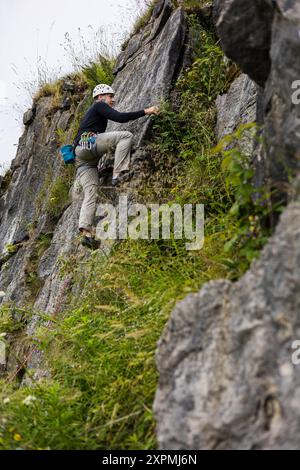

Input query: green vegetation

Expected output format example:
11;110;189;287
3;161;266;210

4;244;19;255
0;305;25;335
176;0;209;9
0;170;13;197
45;167;74;219
33;72;88;114
82;56;115;89
33;80;64;108
55;128;68;146
0;12;281;450
212;124;283;271
24;233;53;303
131;0;159;35
35;164;75;221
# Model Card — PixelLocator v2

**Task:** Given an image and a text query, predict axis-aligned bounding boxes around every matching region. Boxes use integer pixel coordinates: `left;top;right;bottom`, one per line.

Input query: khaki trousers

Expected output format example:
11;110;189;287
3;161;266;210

75;130;133;231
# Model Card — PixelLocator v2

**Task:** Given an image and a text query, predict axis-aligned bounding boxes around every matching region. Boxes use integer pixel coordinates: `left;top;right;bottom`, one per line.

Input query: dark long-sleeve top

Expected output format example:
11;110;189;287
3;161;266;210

73;101;146;148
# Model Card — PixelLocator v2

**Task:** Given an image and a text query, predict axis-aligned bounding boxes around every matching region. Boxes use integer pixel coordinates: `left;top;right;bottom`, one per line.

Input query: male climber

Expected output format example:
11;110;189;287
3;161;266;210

73;83;159;249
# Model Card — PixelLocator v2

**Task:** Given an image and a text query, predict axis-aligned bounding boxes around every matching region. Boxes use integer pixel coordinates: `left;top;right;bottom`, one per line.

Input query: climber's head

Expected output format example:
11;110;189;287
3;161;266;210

92;84;115;107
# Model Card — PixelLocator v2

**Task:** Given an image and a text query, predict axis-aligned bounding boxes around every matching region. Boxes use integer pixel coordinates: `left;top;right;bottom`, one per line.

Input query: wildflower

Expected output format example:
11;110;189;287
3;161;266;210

3;398;10;404
13;434;22;442
0;291;5;298
22;395;36;406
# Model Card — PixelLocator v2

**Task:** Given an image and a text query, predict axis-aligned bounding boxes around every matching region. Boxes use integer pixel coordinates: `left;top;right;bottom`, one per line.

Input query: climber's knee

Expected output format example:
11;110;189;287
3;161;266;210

124;131;133;139
84;184;99;202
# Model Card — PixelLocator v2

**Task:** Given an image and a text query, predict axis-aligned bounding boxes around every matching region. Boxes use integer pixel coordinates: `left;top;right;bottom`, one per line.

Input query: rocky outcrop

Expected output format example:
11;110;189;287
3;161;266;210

154;199;300;450
215;73;268;189
213;0;274;86
108;2;186;147
214;0;300;194
23;107;36;126
154;0;300;449
0;91;83;304
263;0;300;188
215;73;257;141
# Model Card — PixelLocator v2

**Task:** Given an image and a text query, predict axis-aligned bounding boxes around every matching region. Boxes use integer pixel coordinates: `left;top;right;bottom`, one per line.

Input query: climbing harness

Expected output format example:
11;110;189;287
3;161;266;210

78;131;98;150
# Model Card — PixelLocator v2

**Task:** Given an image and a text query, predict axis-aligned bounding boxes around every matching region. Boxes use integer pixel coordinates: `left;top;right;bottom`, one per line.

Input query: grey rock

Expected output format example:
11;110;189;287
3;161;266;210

213;0;300;193
153;2;300;448
216;74;264;188
114;0;174;76
59;97;72;110
215;74;257;141
154;200;300;449
109;7;186;147
152;0;165;19
23;107;36;126
146;0;173;44
61;79;76;92
262;0;300;188
213;0;275;86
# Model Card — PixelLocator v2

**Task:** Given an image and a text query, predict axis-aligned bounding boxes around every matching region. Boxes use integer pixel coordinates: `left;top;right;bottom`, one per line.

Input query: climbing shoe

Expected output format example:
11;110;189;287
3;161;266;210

80;235;100;250
111;171;132;187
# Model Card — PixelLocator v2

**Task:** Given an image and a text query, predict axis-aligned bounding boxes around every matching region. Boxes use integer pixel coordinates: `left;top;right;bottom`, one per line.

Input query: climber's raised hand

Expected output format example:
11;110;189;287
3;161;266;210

144;105;160;116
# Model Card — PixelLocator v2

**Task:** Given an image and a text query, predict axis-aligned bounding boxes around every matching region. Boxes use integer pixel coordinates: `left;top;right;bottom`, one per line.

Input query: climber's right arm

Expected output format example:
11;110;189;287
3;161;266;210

96;101;145;123
96;102;159;123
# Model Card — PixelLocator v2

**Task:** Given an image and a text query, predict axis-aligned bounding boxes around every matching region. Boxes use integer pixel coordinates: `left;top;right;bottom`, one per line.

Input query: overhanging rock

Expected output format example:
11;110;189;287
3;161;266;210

213;0;275;86
213;0;300;191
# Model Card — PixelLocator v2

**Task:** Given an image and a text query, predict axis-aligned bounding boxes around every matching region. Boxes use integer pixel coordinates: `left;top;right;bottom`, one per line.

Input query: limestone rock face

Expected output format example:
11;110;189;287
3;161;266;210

0;0;187;305
0;0;187;377
154;200;300;450
215;73;257;141
23;107;36;126
215;73;267;188
0;93;81;306
263;0;300;185
154;0;300;450
108;4;186;147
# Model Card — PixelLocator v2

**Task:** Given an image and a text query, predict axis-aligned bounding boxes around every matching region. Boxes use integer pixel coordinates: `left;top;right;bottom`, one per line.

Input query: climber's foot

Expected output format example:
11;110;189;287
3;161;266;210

79;227;94;237
80;235;100;250
112;177;120;187
112;170;132;187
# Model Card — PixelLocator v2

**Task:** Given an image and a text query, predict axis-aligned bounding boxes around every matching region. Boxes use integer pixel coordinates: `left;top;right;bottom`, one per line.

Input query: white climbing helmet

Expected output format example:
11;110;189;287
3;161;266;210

92;84;115;99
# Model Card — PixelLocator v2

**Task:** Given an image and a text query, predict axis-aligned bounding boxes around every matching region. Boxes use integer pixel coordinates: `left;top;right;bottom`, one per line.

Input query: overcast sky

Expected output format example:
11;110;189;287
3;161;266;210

0;0;145;175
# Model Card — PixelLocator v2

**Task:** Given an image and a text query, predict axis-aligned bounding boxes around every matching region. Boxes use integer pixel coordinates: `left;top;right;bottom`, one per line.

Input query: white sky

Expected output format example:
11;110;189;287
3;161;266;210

0;0;145;175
